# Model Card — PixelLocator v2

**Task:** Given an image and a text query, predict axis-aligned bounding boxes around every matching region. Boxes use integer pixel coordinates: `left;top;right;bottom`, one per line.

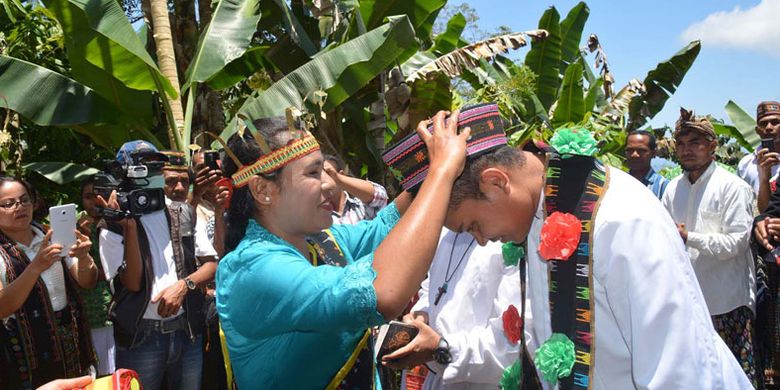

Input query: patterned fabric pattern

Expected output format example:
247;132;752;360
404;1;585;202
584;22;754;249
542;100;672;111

712;306;760;388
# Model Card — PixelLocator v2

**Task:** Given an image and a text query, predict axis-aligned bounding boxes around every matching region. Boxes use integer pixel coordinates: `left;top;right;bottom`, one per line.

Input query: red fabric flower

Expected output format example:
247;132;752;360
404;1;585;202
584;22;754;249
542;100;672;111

539;212;582;261
502;304;523;345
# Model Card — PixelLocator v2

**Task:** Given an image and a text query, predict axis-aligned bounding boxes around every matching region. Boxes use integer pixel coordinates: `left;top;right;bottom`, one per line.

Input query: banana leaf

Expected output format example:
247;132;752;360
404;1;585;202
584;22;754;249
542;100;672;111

219;16;418;141
559;2;589;69
400;72;453;141
430;12;467;55
205;46;275;91
182;0;264;91
0;55;117;126
524;7;561;111
725;100;759;150
552;61;584;127
359;0;446;41
712;122;752;152
584;77;603;113
271;0;317;56
43;0;176;98
23;162;99;184
627;40;701;130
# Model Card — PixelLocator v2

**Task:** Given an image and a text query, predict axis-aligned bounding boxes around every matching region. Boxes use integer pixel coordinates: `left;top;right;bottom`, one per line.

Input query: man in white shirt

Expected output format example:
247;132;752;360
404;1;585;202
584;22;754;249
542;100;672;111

384;102;751;389
662;109;758;387
389;230;523;389
737;101;780;195
98;141;218;390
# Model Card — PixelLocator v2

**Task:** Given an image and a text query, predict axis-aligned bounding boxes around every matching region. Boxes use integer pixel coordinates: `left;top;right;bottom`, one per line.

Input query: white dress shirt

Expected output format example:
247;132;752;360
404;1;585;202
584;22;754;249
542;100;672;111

528;168;751;389
737;148;780;194
409;230;524;389
662;162;756;315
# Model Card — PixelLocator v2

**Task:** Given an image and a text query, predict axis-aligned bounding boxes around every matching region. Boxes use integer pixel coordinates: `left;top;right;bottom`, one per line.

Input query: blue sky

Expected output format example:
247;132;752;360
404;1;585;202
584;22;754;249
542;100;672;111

465;0;779;129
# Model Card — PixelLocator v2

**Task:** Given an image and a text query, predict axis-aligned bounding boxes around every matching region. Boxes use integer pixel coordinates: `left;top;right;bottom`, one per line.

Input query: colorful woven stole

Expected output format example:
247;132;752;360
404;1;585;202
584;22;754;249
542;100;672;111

544;153;608;390
306;230;376;390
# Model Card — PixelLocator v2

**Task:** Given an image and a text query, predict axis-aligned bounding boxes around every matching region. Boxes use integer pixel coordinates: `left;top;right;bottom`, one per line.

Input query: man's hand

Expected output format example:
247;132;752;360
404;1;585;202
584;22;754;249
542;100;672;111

755;219;772;250
757;148;780;181
152;280;188;318
757;217;780;251
676;223;688;243
382;319;441;370
194;166;221;201
402;310;429;325
95;191;135;230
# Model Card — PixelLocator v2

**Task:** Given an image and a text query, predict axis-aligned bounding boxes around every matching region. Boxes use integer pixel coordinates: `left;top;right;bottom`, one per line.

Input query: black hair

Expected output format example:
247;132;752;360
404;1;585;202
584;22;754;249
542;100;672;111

627;130;657;150
0;174;37;202
323;154;346;173
448;146;526;209
80;175;96;195
222;116;306;253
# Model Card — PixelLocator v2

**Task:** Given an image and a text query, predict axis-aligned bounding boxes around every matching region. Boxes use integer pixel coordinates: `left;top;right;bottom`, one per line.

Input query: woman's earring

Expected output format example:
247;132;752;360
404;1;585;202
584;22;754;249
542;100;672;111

265;196;271;202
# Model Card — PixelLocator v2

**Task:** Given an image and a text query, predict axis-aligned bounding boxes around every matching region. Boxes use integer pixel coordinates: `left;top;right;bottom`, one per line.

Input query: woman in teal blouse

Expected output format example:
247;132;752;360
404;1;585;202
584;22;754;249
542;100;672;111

217;111;469;389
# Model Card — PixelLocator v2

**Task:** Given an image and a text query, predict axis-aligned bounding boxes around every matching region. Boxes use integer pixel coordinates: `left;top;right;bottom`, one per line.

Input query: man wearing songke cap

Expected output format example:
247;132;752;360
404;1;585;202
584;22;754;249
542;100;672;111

662;108;758;387
384;103;752;389
737;101;780;210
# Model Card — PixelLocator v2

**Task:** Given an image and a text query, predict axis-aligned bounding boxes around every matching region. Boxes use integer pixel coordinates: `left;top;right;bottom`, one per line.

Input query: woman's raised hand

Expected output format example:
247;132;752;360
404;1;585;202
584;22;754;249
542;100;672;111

416;110;470;181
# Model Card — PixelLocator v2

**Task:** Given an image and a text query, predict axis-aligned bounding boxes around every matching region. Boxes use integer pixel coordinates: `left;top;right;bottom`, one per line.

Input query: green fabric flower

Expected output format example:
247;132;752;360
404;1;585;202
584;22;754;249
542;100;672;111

499;359;522;390
502;242;525;266
534;333;576;383
550;128;597;157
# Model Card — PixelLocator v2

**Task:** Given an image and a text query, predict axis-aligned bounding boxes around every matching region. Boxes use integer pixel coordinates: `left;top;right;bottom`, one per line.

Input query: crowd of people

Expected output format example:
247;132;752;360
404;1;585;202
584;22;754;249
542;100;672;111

1;100;780;389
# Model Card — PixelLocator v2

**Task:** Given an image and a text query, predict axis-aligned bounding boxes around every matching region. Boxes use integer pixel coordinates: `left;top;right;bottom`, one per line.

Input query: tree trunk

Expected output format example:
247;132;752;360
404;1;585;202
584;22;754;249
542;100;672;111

149;0;185;150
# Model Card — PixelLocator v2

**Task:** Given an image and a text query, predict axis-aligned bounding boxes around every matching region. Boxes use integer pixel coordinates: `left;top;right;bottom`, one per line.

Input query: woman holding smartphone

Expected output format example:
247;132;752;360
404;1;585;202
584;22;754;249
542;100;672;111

0;176;98;389
217;111;468;389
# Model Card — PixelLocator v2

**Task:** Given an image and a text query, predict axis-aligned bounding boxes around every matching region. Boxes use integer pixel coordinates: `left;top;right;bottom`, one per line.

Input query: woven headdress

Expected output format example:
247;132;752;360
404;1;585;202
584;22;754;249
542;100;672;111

230;113;321;188
674;107;716;140
382;103;507;192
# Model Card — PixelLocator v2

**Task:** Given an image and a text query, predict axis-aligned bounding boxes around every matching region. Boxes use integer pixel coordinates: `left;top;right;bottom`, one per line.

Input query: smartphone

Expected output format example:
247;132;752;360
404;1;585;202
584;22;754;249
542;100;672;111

762;138;775;151
204;150;220;171
49;203;77;250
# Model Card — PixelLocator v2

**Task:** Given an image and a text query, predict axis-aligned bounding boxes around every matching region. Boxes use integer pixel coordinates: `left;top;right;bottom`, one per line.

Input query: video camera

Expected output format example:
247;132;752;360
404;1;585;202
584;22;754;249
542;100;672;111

93;152;167;221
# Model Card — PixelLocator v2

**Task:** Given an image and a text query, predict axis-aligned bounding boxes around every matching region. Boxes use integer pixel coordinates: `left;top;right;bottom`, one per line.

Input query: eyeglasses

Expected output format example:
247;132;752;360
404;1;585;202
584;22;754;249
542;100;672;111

0;196;33;210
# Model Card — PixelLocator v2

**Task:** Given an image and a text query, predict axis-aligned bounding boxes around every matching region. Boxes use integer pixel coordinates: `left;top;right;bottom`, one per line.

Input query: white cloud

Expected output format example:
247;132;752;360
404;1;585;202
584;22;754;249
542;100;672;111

681;0;780;57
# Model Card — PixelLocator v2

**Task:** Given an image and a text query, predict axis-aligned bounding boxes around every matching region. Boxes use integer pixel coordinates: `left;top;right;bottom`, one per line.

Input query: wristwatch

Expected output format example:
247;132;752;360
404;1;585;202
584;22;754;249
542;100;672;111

184;277;197;291
432;336;452;365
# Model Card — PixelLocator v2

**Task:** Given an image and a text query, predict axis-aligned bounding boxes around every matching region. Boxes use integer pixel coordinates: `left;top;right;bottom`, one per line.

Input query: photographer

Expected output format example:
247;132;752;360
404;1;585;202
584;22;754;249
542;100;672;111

96;141;217;390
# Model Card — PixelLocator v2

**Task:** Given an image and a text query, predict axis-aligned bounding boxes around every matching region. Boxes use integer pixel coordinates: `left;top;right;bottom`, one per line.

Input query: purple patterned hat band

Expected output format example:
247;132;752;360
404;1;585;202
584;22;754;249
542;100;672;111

382;103;507;192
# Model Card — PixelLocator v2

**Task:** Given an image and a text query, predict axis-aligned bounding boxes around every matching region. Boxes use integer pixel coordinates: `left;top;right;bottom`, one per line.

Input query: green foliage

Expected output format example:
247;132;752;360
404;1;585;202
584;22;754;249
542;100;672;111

524;7;561;111
552;60;585;127
183;0;264;91
724;100;759;150
222;16;418;139
627;40;701;130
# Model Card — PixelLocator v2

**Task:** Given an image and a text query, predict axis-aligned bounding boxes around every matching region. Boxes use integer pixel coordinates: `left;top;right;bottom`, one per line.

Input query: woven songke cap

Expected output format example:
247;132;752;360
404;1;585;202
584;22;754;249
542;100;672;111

161;150;188;172
758;101;780;121
382;103;507;192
